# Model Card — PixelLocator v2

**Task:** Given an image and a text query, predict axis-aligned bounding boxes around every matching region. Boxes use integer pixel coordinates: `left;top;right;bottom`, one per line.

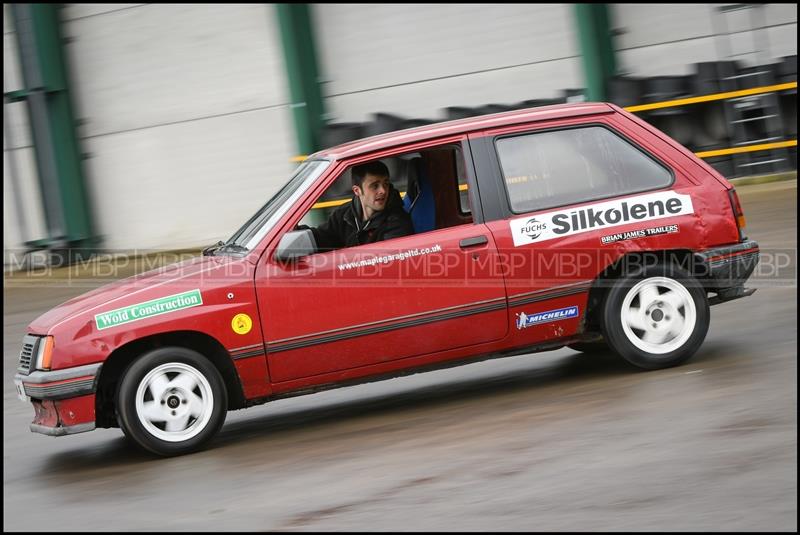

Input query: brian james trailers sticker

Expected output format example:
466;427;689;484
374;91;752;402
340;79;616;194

95;289;203;330
510;191;694;246
516;306;579;330
601;224;680;244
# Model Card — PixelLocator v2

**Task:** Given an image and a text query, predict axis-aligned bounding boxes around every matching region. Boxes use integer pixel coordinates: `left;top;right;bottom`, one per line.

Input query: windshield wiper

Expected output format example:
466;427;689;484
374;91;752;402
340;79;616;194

216;243;249;255
202;241;225;256
203;241;249;256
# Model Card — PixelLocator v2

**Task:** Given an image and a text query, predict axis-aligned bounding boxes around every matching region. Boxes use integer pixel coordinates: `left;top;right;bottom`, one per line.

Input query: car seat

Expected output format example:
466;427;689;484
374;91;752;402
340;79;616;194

402;157;436;233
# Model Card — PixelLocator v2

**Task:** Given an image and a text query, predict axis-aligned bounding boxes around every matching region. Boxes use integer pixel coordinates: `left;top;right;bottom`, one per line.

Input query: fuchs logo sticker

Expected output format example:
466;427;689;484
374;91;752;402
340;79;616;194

516;306;579;330
509;192;694;246
521;218;547;240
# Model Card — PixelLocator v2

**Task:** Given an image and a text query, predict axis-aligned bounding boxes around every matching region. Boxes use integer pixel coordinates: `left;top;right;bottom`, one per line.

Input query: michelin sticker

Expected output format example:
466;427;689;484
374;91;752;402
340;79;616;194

95;289;203;330
601;224;679;244
516;306;579;330
510;191;694;246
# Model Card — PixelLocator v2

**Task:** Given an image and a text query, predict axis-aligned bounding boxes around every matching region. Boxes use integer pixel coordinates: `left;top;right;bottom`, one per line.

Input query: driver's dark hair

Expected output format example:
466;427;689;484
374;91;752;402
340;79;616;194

352;160;390;188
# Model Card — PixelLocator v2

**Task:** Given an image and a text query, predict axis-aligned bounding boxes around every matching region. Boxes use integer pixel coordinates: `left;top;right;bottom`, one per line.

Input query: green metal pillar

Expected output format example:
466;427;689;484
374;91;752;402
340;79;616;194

574;4;617;102
10;3;96;253
275;3;326;157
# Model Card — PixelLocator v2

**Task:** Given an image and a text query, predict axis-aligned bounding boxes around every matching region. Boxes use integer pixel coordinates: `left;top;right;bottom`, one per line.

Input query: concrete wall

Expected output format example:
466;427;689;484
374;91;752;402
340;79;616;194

613;3;797;76
314;4;584;123
59;4;298;251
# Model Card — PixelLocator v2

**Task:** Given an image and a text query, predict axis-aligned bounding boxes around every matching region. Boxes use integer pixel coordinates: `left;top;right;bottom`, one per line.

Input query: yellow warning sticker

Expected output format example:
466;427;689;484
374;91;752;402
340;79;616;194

231;313;252;335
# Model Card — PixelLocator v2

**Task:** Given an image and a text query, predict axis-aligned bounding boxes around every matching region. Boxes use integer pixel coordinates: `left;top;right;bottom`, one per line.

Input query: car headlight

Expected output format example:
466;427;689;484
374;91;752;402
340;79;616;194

35;336;55;370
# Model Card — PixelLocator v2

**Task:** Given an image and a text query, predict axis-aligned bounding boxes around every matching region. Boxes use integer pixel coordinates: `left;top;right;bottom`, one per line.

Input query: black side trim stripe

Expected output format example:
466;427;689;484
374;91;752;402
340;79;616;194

268;301;507;353
229;343;264;354
507;280;592;299
507;281;592;307
509;286;591;308
231;349;266;361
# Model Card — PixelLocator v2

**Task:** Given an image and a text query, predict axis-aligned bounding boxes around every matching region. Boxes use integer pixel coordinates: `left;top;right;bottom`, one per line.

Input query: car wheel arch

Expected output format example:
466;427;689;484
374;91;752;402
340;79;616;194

94;330;246;428
581;249;696;333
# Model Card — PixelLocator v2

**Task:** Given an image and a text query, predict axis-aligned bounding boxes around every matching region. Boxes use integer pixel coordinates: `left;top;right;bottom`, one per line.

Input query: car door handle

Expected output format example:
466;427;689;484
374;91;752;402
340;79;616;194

459;235;488;249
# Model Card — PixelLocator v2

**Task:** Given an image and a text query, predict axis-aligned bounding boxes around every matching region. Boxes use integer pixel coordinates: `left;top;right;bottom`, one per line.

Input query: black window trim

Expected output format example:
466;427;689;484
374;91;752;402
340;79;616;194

454;147;473;217
457;137;484;224
489;122;677;219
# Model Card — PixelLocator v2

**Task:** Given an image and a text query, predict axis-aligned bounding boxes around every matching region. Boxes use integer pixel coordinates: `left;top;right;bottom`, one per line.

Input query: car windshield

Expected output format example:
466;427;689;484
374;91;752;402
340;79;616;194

223;159;330;252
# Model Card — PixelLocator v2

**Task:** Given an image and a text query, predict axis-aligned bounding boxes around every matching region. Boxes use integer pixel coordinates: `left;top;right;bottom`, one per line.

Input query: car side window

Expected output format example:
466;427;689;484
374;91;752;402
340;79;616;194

495;125;673;214
295;144;474;255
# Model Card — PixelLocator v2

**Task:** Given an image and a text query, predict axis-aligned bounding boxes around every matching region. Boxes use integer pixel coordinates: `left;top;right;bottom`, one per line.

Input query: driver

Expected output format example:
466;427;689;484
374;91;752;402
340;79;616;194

309;160;414;252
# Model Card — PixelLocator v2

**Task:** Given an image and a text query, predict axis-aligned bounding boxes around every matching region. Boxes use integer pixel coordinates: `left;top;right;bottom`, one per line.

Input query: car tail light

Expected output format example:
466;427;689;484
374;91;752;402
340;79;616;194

728;188;746;241
35;336;55;370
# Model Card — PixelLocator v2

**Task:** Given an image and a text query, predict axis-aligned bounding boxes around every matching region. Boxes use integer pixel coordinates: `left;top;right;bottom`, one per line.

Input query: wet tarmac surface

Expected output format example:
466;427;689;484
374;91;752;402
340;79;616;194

3;181;797;531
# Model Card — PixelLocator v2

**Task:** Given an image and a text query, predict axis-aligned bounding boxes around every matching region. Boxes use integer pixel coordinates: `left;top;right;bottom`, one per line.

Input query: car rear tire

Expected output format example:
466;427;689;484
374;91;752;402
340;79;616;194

601;263;709;370
117;347;227;456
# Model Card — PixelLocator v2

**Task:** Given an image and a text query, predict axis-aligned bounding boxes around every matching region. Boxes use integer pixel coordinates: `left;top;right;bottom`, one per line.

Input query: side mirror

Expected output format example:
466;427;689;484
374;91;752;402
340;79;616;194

275;229;317;262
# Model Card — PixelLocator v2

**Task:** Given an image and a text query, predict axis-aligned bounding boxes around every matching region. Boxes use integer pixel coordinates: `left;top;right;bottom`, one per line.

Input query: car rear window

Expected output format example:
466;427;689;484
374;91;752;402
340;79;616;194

495;125;673;214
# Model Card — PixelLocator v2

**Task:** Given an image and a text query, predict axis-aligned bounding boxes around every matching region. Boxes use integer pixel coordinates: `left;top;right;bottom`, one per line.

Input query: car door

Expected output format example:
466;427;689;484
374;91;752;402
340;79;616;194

256;138;508;384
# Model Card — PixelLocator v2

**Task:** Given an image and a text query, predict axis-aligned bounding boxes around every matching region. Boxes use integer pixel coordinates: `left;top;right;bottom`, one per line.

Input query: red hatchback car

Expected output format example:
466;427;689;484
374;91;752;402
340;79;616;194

15;102;759;456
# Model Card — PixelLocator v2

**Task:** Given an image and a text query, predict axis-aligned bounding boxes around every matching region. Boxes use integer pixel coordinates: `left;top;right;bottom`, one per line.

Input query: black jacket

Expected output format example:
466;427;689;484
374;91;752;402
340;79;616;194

311;187;414;252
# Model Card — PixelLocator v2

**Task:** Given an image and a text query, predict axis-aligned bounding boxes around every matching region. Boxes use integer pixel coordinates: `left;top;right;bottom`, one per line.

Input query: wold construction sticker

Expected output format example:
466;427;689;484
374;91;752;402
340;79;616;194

231;313;253;335
95;289;203;330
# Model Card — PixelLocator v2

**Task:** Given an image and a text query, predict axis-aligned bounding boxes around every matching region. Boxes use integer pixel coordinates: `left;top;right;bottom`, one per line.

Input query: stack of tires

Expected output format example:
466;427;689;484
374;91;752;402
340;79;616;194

607;59;797;178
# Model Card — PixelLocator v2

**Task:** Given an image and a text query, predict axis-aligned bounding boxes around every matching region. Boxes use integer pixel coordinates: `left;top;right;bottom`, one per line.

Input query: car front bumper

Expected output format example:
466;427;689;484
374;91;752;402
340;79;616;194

14;363;101;436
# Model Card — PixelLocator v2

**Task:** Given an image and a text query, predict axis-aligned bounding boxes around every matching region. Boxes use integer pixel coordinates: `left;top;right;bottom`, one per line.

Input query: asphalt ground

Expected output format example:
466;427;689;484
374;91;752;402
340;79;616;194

3;179;797;531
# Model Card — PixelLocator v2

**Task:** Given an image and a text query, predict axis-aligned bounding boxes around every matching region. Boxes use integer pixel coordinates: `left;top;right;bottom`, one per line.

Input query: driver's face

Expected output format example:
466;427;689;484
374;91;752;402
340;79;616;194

354;173;390;218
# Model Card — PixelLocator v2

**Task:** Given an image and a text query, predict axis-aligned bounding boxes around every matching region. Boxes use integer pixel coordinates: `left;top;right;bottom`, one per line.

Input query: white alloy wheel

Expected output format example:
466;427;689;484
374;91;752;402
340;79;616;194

620;276;697;355
135;362;214;442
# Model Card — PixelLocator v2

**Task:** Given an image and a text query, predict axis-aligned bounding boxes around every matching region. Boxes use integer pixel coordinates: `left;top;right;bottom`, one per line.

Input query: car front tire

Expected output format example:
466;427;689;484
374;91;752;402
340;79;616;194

117;347;227;456
601;263;710;370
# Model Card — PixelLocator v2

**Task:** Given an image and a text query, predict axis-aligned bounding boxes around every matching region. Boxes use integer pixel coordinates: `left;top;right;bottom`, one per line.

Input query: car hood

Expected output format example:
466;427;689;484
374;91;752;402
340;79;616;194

28;255;237;334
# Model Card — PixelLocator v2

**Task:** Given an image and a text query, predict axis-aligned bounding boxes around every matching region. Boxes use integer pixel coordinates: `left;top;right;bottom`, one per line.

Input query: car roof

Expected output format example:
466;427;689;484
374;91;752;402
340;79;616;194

311;101;616;161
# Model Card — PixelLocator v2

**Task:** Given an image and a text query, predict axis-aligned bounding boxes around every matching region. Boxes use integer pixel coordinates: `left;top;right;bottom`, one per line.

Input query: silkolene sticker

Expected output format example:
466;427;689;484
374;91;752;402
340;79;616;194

509;191;694;246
